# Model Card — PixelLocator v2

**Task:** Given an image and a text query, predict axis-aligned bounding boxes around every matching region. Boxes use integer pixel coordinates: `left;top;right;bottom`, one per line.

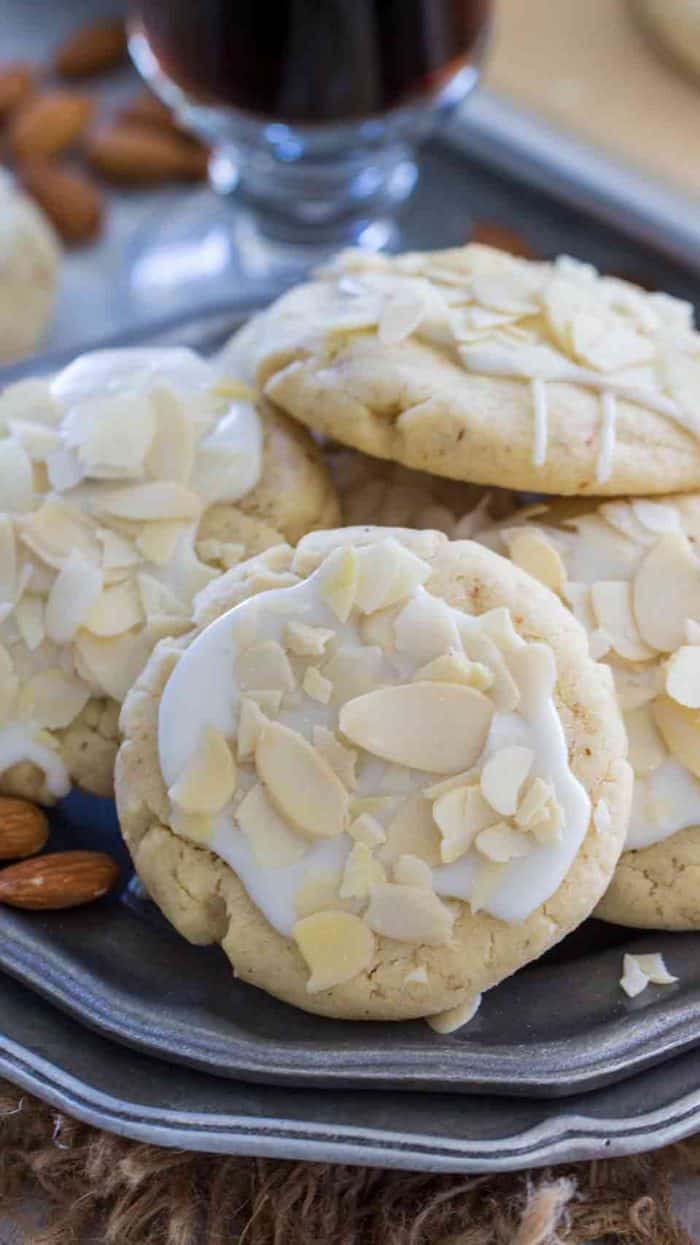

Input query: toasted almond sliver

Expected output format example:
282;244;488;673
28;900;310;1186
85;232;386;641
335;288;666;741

318;545;358;622
44;550;103;644
284;620;335;657
84;579;145;638
98;482;202;522
426;994;482;1035
475;822;534;863
505;528;567;595
633;533;700;654
313;725;358;791
237;698;269;762
433;784;495;864
348;812;386;848
236;783;307;867
302;666;332;704
653;694;700;779
413;651;493;690
393;853;434;890
666;646;700;709
632;953;677;985
17;667;90;730
256;721;348;839
624;704;667;775
169;724;238;815
354;539;431;614
339;682;493;774
236;640;296;694
591;580;656;662
293;910;375;993
365;882;455;945
339;841;386;900
480;746;534;817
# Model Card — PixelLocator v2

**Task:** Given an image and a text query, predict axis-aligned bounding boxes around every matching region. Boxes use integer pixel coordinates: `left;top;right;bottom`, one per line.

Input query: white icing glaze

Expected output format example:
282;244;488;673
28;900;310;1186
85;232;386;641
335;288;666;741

159;552;591;938
628;758;700;850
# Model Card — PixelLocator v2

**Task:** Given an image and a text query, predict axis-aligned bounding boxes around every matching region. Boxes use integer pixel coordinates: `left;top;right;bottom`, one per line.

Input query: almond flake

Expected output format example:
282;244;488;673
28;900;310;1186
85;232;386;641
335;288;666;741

73;629;152;701
236;783;307;867
365;882;455;945
256;721;349;840
0;438;33;512
611;661;659;711
293;910;375;993
0;516;16;604
632;533;700;653
318;545;357;622
620;954;650;998
591;580;655;662
14;595;44;651
284;620;335;657
144;390;195;483
16;667;90;730
433;784;495;864
295;869;344;920
359;604;398;653
471;270;539;315
136;521;184;566
237;698;269;762
505;528;567;595
666;646;700;709
236;641;296;694
380;795;441;866
169;724;237;815
480;746;534;817
0;645;18;719
423;770;479;799
45;550;103;644
19;498;100;569
96;528;141;571
632;953;677;985
97;482;202;522
322;644;384;704
350;795;396;819
515;777;563;843
377;284;429;345
589;629;611;660
653;695;700;779
508;643;557;714
339;682;493;774
7;419;60;461
313;725;358;790
413;651;493;690
85;580;144;637
137;572;188;622
427;994;481;1035
475;823;534;863
348;812;386;847
393;592;460;663
393;854;434;889
631;501;681;536
339;841;386;900
46;448;84;492
302;666;332;704
245;689;282;715
171;809;214;845
461;631;520;713
354;539;431;614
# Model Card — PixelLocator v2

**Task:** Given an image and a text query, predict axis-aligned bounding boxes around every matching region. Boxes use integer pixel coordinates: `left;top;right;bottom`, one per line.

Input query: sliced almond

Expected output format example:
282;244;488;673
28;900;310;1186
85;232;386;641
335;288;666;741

359;604;399;653
171;810;214;845
620;953;650;999
339;682;493;774
318;545;357;622
632;533;700;653
68;392;156;478
610;660;659;712
365;882;454;945
17;667;90;730
426;994;481;1035
653;694;700;779
237;698;269;762
14;595;45;651
632;952;677;985
339;841;386;900
236;783;307;867
84;579;144;637
354;539;431;614
256;721;348;839
377;283;429;345
413;651;493;690
302;666;332;704
0;437;34;512
666;646;700;709
169;723;237;815
284;620;334;657
7;419;60;461
322;644;384;704
380;794;441;866
625;704;667;775
19;498;100;569
515;777;563;843
144;390;195;483
591;580;656;662
350;795;396;819
393;853;434;889
313;725;358;790
479;746;534;817
293;910;375;993
295;869;344;920
461;631;520;713
96;527;141;571
97;482;202;522
393;592;460;664
505;528;567;595
475;822;534;863
631;501;681;536
74;628;152;701
136;520;184;565
0;645;18;720
507;643;557;714
236;641;296;694
433;784;496;864
245;689;282;715
348;812;386;848
44;550;103;643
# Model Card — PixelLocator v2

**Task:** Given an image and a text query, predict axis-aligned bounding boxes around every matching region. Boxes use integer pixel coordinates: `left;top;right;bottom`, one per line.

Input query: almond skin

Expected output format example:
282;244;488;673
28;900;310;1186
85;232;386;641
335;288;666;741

19;159;103;243
0;798;49;860
8;90;94;159
86;122;209;184
0;850;119;910
0;63;35;119
54;18;127;79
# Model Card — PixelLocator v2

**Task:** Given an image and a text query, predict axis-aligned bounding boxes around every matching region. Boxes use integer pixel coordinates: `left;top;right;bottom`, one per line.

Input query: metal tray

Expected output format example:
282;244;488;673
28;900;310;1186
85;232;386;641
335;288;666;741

2;117;700;1116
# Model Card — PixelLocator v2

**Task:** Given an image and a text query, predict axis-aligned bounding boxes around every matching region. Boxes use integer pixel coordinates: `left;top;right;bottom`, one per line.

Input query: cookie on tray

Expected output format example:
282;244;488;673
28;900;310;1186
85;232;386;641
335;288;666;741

483;494;700;929
0;346;339;802
116;526;631;1025
222;244;700;497
0;170;60;362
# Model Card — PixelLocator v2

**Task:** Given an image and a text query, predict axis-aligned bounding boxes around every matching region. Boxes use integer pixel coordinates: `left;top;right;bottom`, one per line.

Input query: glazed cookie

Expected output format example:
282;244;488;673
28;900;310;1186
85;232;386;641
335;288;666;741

484;494;700;929
225;244;700;497
0;170;60;362
329;445;514;535
116;527;631;1024
0;347;338;802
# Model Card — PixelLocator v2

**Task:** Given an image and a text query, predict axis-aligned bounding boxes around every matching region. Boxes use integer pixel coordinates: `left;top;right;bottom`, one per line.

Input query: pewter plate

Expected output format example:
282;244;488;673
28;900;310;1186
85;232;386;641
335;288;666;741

1;131;700;1103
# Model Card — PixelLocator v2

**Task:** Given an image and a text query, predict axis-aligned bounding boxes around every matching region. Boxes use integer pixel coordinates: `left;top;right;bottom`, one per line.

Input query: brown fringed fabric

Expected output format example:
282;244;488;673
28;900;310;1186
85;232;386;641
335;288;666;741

0;1079;699;1244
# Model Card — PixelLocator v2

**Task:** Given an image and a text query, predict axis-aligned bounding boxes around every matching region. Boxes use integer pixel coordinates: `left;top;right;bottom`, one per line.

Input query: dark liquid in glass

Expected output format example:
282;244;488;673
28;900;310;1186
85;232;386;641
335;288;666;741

132;0;491;124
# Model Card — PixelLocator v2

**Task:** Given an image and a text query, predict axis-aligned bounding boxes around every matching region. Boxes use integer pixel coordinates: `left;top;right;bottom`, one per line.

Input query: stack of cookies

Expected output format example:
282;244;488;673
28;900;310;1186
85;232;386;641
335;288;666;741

4;241;699;1031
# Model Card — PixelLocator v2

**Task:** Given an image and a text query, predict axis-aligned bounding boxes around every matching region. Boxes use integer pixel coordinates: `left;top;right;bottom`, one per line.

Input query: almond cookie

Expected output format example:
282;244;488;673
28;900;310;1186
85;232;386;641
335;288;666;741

484;494;700;929
116;527;631;1023
226;244;700;497
0;170;60;362
0;347;339;802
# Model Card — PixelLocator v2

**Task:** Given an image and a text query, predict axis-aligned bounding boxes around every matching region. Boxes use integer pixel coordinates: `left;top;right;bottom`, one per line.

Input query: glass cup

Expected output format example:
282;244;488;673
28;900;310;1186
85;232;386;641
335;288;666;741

126;0;492;313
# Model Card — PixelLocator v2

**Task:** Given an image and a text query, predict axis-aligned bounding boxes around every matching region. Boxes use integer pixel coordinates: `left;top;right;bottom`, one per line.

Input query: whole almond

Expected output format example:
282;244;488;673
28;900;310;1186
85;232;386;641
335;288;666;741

0;798;49;860
0;63;35;119
8;90;94;160
20;159;103;243
54;18;127;79
86;122;209;185
0;851;119;910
